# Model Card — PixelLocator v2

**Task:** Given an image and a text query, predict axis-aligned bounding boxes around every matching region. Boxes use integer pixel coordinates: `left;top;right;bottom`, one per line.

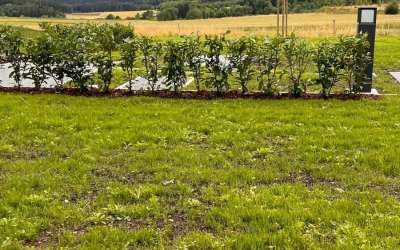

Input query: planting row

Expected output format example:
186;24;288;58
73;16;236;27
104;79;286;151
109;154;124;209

0;24;371;97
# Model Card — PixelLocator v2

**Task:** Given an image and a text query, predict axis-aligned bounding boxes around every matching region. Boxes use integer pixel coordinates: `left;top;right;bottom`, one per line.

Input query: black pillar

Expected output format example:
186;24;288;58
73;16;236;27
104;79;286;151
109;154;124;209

357;7;377;93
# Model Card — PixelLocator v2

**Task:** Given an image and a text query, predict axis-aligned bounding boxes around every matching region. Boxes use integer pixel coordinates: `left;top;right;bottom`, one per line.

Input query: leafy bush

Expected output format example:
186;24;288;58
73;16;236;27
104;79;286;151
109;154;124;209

62;25;95;92
283;35;312;96
139;36;163;91
183;35;204;91
227;37;256;93
204;35;231;94
255;37;284;96
163;40;187;92
385;2;399;15
25;34;53;89
314;40;344;98
120;37;139;92
0;26;26;88
338;35;370;94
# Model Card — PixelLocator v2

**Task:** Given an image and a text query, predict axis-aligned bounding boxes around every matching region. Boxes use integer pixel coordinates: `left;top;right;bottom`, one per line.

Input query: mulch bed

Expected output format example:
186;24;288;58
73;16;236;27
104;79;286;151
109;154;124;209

0;87;381;100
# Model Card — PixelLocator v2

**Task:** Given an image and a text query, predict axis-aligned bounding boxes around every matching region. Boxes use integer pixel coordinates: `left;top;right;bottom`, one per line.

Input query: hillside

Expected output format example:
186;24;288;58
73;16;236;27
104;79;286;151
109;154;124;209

0;0;386;19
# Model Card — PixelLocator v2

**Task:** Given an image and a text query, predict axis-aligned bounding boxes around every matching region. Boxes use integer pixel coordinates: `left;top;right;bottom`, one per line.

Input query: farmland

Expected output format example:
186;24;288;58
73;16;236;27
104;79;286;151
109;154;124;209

0;12;400;37
65;11;145;20
1;12;400;249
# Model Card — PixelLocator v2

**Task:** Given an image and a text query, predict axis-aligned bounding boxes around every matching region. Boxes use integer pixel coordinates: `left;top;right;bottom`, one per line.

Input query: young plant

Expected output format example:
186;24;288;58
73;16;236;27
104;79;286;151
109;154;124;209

163;40;187;92
139;36;163;91
184;35;204;92
147;42;163;91
338;35;371;94
39;23;68;90
283;35;312;96
120;37;139;92
227;37;256;93
25;34;53;89
62;25;95;92
314;40;344;98
204;35;231;94
0;26;27;88
255;37;283;96
92;24;117;93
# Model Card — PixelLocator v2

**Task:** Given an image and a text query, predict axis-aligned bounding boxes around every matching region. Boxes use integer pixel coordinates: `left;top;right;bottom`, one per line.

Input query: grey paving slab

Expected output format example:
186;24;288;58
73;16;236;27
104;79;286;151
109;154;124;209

0;63;96;88
116;76;194;91
390;72;400;83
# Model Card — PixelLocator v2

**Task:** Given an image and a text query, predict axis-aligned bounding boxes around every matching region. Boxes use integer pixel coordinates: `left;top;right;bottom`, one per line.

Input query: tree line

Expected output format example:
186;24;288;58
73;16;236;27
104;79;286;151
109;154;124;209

0;0;389;19
0;0;69;17
0;24;370;97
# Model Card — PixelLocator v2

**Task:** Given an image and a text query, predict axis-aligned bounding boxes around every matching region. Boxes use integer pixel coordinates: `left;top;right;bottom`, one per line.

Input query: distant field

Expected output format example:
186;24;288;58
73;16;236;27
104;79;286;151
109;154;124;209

65;11;145;20
1;12;400;37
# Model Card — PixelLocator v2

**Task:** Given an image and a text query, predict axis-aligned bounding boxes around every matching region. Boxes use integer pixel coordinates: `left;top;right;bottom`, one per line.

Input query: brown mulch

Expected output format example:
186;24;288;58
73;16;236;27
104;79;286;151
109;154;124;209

0;87;381;100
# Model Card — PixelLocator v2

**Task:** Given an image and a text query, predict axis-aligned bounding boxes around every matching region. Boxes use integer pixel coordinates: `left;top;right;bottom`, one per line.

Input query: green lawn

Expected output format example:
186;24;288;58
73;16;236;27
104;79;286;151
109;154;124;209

1;94;400;249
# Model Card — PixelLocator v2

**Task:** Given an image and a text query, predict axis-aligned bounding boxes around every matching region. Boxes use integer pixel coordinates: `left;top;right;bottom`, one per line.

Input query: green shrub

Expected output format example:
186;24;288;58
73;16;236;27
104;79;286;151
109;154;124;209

184;35;204;91
385;2;399;15
283;35;312;96
204;35;231;94
338;35;371;94
163;40;187;92
314;40;344;98
255;37;284;96
227;37;257;93
120;37;139;92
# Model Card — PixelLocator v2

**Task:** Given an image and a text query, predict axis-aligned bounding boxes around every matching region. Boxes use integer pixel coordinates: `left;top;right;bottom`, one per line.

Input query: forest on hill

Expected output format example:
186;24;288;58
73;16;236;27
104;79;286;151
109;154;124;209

0;0;386;18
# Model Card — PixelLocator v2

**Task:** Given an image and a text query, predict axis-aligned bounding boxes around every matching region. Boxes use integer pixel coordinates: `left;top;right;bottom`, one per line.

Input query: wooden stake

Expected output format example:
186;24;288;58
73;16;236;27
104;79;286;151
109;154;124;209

285;0;288;37
282;0;285;37
277;0;280;36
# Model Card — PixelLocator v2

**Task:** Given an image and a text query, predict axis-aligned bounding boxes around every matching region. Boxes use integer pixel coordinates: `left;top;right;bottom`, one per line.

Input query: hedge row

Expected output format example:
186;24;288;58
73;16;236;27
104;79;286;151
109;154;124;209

0;23;371;97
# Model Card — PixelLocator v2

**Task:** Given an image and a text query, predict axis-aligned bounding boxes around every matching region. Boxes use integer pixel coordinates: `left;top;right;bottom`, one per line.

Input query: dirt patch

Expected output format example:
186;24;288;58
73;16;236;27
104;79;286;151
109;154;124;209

288;171;314;188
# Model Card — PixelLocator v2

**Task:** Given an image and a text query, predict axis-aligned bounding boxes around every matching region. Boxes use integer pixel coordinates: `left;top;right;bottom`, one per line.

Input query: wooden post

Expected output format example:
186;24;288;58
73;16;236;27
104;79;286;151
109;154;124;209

333;19;336;36
282;0;285;36
285;0;288;36
277;0;280;36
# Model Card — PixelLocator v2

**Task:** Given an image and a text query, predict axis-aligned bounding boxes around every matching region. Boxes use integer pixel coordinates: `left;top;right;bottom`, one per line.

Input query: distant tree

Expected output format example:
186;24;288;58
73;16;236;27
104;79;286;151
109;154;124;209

157;8;179;20
186;7;203;19
385;2;399;14
105;14;116;20
141;10;155;20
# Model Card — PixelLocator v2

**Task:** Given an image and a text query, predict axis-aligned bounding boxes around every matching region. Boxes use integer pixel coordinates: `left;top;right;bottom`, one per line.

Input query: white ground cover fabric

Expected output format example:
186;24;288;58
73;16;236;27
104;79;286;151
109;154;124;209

0;63;96;88
390;72;400;83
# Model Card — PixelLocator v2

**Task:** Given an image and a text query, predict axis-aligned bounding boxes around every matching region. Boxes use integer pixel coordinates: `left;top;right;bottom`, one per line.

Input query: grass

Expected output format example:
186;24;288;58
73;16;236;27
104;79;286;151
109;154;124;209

1;12;400;37
1;94;400;249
